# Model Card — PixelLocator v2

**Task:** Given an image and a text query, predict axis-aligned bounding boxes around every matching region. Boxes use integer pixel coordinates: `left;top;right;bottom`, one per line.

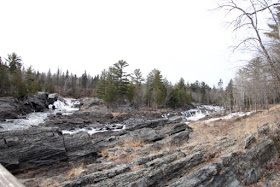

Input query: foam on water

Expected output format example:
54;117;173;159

179;105;223;122
0;97;80;131
49;98;79;115
62;124;126;135
0;112;48;131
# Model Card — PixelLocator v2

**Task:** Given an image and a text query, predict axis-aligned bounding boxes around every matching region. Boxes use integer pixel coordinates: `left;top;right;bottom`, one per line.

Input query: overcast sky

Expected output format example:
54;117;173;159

0;0;251;87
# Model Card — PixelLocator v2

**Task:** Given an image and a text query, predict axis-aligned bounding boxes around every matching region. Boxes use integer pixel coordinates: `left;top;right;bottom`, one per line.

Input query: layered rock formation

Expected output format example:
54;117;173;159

0;93;57;121
0;119;192;174
1;101;280;186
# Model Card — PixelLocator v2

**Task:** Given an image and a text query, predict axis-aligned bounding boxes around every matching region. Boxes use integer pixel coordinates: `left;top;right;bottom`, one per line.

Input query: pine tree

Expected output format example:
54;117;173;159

45;69;55;93
127;81;135;103
131;69;144;108
11;68;26;98
168;78;191;108
104;71;118;106
6;53;22;74
111;60;130;103
81;71;88;89
145;69;166;108
95;70;107;99
0;62;10;96
25;66;39;94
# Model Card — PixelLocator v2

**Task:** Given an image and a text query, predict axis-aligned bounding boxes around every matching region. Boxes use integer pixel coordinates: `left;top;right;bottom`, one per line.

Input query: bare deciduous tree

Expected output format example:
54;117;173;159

217;0;280;85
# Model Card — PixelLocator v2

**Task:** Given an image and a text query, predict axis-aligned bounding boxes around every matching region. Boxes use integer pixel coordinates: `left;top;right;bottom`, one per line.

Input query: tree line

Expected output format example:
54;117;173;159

0;53;99;98
0;53;230;109
93;60;229;109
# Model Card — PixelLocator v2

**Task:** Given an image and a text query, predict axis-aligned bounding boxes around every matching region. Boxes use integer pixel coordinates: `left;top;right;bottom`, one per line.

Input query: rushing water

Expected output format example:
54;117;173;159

0;100;254;134
0;98;80;132
49;98;79;115
163;105;223;122
62;124;126;135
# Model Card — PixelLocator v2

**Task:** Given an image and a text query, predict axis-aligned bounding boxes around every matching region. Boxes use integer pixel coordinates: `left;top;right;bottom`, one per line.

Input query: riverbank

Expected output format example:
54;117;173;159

11;105;280;186
2;94;280;186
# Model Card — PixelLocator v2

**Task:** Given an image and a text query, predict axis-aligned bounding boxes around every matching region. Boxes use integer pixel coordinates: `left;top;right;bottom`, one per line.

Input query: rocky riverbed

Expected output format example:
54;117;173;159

1;94;280;186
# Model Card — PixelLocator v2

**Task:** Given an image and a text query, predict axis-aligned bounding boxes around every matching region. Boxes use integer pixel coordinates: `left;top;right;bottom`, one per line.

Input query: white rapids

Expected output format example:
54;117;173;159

0;98;80;132
49;98;80;115
163;105;223;123
62;124;126;135
0;101;255;134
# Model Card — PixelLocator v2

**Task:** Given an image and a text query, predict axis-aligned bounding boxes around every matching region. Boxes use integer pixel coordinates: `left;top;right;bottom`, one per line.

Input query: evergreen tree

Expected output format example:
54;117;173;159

127;81;135;103
95;70;107;98
81;71;88;89
111;60;130;103
104;71;118;106
6;53;22;73
45;69;55;93
5;53;25;97
131;69;144;108
0;62;10;96
145;69;166;108
25;66;39;94
145;70;155;107
11;68;26;98
168;78;191;108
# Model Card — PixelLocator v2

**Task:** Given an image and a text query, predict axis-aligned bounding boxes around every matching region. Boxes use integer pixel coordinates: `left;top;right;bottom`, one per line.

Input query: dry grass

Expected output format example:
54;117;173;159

101;140;145;165
111;112;127;117
186;105;280;157
38;180;61;187
105;106;280;167
95;106;280;172
64;164;85;179
122;140;145;150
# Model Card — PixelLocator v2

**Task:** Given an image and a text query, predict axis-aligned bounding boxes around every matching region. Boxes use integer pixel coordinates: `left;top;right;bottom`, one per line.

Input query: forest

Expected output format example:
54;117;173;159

0;54;220;109
1;0;280;112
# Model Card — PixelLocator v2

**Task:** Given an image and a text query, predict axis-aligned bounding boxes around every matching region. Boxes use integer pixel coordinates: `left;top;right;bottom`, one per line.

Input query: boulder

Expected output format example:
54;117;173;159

24;94;48;112
48;93;59;104
0;93;50;120
63;132;97;161
0;97;21;119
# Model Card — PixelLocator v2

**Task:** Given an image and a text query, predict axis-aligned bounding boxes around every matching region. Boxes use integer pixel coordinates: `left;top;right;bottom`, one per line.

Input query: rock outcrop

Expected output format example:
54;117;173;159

170;130;280;186
2;105;280;187
0;97;22;120
0;118;193;176
0;93;51;120
0;127;66;173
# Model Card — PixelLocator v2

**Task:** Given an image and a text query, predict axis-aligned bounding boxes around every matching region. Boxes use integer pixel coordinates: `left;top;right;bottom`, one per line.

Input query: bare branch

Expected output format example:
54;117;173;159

247;2;280;15
216;0;280;85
